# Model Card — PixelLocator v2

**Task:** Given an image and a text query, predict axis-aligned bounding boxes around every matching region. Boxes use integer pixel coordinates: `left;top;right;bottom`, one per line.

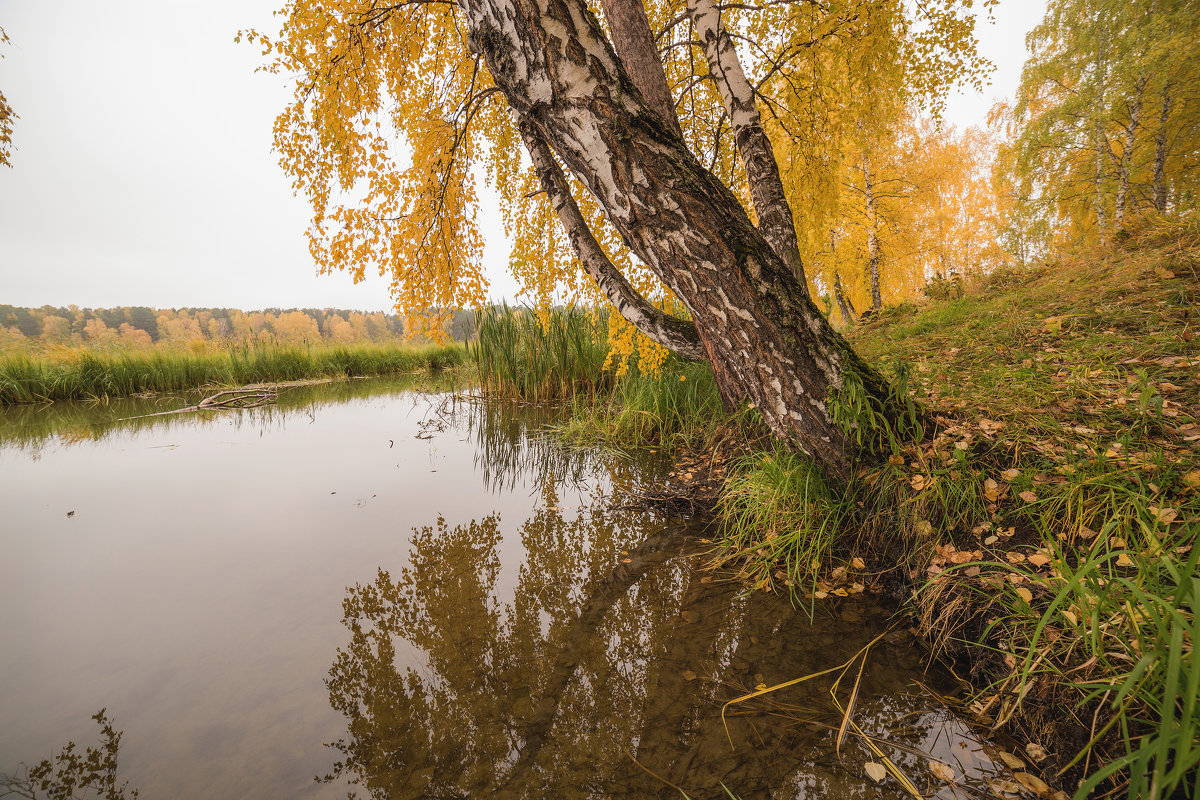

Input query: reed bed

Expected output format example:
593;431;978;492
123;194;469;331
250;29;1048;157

469;304;611;402
0;342;466;404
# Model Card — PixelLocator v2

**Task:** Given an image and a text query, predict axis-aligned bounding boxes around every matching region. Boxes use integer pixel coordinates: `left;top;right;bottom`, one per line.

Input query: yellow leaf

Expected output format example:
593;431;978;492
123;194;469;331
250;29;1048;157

1116;553;1135;567
851;556;866;569
1015;587;1033;603
1013;771;1051;795
929;760;955;782
996;750;1025;769
864;762;887;783
682;669;697;681
1001;468;1021;481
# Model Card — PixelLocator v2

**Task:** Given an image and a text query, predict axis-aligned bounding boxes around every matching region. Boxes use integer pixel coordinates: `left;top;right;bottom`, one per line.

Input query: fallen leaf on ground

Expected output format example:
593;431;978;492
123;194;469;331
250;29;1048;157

1014;771;1052;795
1019;490;1039;503
864;762;887;783
1002;468;1022;480
1027;553;1052;567
1015;587;1034;603
1024;743;1049;762
851;556;866;569
996;750;1025;769
1149;505;1178;524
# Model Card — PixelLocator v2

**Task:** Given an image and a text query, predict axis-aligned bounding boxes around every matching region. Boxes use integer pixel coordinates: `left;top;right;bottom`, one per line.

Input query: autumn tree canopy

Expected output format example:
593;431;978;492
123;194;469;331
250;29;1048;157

1004;0;1200;249
243;0;990;476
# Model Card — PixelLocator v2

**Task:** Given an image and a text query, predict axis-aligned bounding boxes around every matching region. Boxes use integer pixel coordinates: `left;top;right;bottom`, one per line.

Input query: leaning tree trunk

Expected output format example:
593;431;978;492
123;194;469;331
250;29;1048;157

459;0;899;479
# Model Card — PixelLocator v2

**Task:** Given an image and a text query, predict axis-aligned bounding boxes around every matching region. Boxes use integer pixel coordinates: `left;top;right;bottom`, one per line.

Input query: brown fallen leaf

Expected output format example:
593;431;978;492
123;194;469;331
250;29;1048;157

1014;771;1052;795
1027;553;1052;567
929;761;955;782
1019;490;1039;503
989;778;1023;795
996;750;1026;769
1149;505;1179;524
1015;587;1034;603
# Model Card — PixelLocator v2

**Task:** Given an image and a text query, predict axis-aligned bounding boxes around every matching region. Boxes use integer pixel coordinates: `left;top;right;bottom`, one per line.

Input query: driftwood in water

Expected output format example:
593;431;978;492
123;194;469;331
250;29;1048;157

118;387;278;421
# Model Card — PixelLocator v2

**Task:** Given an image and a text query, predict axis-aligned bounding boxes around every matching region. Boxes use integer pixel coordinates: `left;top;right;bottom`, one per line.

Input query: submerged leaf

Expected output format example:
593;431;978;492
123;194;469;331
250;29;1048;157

929;760;955;782
864;761;887;783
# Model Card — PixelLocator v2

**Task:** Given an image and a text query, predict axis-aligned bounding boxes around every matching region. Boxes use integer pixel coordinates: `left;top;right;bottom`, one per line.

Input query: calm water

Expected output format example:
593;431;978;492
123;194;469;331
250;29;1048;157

0;378;1013;799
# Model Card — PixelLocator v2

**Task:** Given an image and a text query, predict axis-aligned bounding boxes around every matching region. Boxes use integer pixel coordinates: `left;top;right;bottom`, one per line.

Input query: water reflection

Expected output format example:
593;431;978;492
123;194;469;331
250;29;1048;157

1;376;1011;799
325;508;1010;799
0;373;464;456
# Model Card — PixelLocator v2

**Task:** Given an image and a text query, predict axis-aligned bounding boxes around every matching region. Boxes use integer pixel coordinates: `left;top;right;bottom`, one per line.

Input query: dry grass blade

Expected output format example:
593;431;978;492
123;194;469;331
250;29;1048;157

720;629;890;748
834;645;868;757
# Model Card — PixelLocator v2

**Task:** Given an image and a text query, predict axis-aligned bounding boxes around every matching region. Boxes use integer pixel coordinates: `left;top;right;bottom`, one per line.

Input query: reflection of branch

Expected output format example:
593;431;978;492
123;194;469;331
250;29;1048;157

499;525;701;792
117;386;280;421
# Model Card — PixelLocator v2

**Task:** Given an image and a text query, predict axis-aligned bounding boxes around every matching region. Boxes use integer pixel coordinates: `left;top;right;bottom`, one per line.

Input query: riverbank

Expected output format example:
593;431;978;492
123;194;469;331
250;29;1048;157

0;341;466;404
490;224;1197;799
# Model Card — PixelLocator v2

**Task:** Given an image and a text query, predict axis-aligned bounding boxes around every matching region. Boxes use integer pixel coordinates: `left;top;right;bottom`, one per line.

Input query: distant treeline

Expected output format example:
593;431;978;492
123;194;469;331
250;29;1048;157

0;305;477;348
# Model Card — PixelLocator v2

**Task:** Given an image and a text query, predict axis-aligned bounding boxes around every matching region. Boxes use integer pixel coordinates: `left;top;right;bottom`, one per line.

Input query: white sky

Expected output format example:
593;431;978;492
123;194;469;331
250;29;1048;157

0;0;1045;312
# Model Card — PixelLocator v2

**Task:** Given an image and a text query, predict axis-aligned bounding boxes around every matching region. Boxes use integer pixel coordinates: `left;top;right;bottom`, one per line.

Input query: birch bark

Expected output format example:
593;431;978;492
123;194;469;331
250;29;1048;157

459;0;900;477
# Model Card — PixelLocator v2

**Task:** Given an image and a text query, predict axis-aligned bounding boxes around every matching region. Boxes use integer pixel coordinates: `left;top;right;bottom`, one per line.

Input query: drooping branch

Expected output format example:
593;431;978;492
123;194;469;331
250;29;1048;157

686;0;809;292
519;123;705;360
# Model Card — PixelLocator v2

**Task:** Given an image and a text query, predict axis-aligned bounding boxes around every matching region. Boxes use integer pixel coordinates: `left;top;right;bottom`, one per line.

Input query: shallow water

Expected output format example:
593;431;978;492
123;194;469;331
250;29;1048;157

1;378;1016;798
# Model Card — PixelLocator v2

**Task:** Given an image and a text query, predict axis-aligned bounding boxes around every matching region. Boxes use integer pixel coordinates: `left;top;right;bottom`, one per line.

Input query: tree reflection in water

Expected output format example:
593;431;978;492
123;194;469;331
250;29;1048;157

323;501;1008;798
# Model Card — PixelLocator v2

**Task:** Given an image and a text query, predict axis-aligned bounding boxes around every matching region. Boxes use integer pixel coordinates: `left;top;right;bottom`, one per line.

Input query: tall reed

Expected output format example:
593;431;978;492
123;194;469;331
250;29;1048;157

0;342;465;404
469;304;611;401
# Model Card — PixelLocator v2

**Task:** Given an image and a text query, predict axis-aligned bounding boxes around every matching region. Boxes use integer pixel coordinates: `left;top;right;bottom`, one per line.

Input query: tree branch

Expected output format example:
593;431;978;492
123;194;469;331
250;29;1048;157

518;123;704;360
686;0;809;292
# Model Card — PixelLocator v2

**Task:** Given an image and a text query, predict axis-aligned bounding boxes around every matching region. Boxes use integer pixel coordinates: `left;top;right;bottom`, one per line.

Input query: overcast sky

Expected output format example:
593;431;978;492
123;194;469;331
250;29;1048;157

0;0;1045;312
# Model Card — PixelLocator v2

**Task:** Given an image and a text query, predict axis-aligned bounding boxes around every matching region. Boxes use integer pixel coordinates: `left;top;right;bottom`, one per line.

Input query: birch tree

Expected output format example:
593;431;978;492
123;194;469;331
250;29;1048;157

244;0;986;478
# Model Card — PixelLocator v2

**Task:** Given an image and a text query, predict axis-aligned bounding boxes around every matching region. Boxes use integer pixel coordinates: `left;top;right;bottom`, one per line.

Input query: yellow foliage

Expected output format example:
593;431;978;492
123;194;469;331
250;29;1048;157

245;0;991;358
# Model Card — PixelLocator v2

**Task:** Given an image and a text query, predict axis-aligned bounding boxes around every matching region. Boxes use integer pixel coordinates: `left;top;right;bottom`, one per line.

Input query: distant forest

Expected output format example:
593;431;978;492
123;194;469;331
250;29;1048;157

0;304;477;348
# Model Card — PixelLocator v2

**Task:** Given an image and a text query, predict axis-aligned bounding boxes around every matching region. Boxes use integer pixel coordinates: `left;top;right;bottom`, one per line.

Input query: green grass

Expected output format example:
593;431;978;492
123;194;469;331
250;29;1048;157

715;444;857;600
0;342;466;404
550;359;727;449
702;221;1199;799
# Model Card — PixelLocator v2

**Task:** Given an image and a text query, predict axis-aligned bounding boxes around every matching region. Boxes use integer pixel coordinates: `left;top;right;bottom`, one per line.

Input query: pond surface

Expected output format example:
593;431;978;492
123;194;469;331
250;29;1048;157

1;377;1016;799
